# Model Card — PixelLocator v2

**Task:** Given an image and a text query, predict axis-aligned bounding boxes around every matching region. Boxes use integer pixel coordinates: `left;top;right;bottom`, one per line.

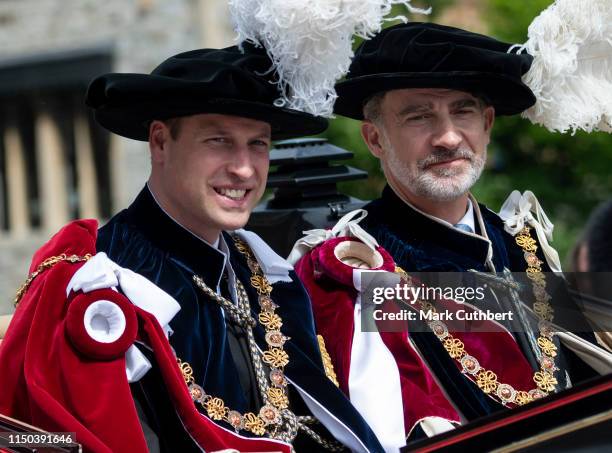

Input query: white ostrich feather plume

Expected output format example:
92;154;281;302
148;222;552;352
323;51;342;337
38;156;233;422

517;0;612;133
229;0;430;118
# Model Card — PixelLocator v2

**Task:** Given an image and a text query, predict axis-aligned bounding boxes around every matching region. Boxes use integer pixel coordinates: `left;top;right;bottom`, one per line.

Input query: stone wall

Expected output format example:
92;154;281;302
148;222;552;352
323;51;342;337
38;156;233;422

0;0;202;72
0;0;234;314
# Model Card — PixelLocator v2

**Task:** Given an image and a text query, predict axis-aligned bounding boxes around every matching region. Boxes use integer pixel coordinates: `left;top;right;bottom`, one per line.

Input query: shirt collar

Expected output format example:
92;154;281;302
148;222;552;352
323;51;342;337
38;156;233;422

218;233;239;302
455;198;475;232
385;187;476;234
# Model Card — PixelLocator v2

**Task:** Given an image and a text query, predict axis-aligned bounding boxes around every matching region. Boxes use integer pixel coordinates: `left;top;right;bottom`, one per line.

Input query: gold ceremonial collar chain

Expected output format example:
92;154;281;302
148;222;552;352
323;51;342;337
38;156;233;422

14;253;92;307
178;236;343;451
396;225;559;407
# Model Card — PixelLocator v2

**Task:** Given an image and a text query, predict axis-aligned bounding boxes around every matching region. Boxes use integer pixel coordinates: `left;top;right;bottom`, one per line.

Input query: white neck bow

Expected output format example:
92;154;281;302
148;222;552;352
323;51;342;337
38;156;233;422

499;190;562;273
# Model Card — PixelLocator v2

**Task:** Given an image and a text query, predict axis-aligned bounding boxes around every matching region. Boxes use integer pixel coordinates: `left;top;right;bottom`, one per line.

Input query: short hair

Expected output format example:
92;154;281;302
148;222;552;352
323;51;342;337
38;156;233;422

162;117;183;140
362;92;386;125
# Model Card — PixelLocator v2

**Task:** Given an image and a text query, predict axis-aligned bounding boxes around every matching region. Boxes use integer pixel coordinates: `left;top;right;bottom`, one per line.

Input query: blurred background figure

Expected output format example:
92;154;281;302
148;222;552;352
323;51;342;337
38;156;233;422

569;200;612;351
570;200;612;273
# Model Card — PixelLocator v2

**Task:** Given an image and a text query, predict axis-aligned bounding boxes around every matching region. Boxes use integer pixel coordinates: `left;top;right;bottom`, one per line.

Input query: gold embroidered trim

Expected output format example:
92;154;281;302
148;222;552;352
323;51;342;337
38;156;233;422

317;335;340;387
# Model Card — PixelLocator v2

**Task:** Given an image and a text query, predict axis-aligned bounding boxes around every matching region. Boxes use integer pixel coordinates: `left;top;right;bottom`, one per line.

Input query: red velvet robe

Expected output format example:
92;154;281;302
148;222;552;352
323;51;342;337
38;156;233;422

0;219;291;453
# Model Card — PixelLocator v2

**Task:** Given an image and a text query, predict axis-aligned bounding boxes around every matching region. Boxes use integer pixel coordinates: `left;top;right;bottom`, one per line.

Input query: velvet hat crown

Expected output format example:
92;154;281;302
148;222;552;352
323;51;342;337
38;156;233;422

85;44;327;141
334;22;536;120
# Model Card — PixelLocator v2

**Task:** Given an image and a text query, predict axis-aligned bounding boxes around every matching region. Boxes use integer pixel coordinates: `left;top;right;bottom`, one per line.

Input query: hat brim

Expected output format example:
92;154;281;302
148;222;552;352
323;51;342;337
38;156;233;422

88;74;327;141
334;71;536;120
94;99;327;141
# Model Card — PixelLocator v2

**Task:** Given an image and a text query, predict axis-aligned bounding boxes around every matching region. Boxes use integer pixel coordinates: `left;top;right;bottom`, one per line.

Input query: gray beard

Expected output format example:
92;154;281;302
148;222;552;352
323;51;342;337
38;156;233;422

385;145;486;202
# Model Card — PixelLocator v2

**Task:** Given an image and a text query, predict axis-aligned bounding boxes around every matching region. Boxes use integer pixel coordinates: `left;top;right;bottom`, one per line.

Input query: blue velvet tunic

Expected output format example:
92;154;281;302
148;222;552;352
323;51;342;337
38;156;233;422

97;187;384;453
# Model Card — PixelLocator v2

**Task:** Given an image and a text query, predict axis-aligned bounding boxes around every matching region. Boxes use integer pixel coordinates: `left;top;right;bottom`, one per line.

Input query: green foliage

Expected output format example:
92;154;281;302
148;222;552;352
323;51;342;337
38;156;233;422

485;0;553;42
323;0;612;264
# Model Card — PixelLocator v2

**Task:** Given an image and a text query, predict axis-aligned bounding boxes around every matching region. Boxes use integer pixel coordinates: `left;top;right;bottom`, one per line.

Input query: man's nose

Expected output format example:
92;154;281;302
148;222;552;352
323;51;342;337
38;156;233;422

431;117;463;150
227;145;255;179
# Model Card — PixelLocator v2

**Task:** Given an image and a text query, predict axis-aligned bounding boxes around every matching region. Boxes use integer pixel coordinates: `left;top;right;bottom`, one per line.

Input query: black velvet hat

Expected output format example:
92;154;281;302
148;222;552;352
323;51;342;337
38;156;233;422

86;44;327;141
334;22;536;120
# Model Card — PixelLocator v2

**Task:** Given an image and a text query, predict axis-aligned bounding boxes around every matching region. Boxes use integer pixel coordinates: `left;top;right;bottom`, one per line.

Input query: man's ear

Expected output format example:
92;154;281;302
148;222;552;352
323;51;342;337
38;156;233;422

483;106;495;138
361;120;385;158
149;120;169;164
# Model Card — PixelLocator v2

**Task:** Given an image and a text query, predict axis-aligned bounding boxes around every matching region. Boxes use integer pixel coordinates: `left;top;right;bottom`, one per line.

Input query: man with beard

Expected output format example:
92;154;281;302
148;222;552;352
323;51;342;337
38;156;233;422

335;22;543;274
293;22;608;447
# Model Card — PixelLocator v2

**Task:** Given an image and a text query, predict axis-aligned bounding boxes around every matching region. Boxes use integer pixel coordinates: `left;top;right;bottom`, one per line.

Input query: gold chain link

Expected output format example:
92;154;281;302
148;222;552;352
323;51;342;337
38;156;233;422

14;253;92;307
178;237;342;450
395;225;558;407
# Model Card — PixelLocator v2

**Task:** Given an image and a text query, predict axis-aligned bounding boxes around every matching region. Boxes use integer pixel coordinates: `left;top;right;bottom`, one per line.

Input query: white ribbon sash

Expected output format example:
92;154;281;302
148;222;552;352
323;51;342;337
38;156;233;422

350;270;406;452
